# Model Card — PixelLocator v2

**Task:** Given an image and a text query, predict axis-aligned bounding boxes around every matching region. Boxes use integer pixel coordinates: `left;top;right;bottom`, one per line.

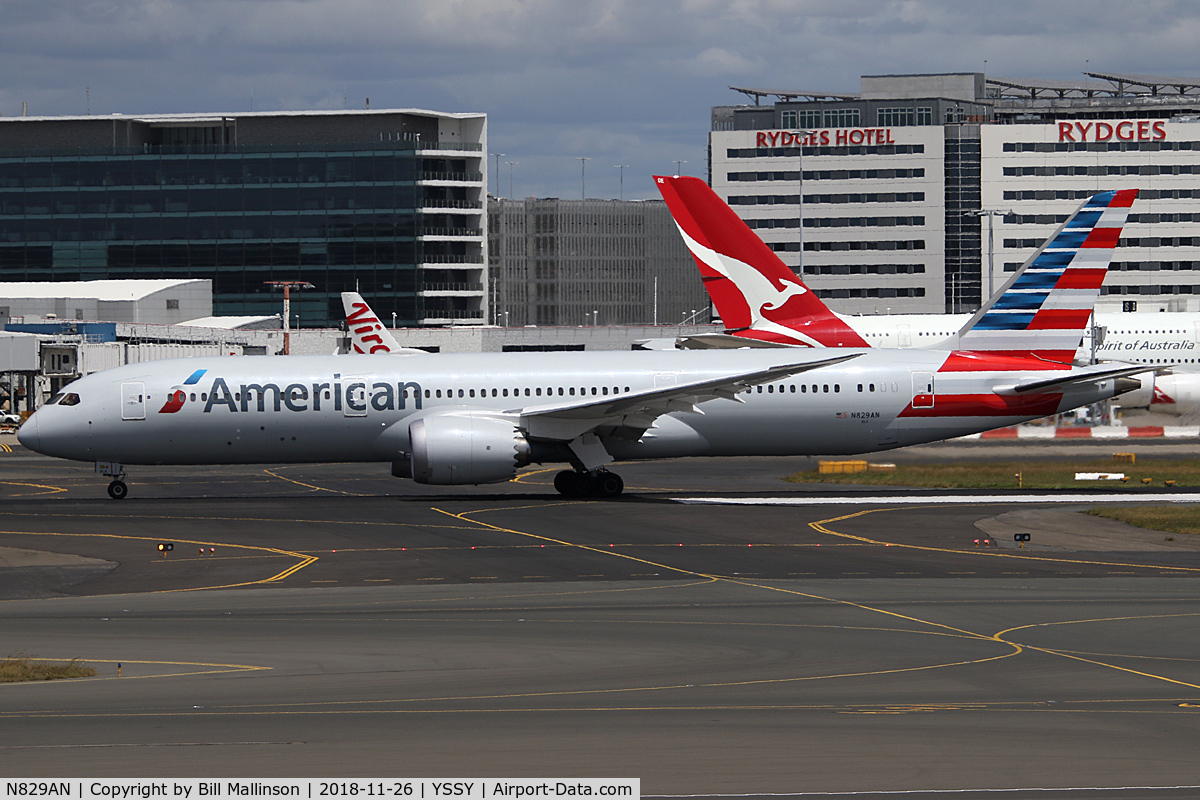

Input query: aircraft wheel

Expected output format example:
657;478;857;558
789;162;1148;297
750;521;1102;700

107;480;128;500
594;471;624;497
553;470;584;497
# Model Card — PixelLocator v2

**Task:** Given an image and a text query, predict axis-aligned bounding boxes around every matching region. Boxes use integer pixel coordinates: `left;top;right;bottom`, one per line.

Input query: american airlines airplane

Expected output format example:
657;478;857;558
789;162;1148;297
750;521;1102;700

18;188;1144;500
656;176;1198;415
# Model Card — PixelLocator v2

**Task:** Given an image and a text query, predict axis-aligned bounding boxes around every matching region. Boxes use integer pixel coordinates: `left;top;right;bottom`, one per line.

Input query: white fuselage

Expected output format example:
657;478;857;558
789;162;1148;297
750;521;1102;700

836;310;1200;415
20;349;1120;474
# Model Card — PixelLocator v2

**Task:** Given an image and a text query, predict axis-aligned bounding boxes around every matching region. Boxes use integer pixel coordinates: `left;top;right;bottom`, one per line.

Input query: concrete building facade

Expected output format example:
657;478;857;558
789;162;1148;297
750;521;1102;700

710;71;1200;315
0;279;211;326
488;197;708;327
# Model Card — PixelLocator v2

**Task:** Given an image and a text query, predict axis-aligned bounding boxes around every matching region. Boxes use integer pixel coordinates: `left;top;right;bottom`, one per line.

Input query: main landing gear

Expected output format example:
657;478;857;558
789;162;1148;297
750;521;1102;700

107;480;128;500
553;469;624;498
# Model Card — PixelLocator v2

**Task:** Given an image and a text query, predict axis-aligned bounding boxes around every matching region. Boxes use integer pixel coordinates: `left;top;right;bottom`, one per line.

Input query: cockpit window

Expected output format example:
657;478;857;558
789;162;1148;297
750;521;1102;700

46;393;64;405
58;393;81;406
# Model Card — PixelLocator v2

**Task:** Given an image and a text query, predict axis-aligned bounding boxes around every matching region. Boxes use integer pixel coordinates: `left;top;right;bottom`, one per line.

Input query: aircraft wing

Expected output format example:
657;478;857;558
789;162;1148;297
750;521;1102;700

1001;362;1159;395
675;333;794;350
511;353;861;447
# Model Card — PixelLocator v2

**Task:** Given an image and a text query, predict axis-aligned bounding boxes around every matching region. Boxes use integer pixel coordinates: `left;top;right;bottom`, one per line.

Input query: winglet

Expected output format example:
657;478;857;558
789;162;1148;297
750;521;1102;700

654;175;868;348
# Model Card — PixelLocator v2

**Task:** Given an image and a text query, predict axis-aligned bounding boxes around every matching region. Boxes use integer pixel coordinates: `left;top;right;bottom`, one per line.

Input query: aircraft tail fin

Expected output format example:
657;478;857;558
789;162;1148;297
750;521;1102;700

654;175;868;347
341;292;408;354
954;189;1138;363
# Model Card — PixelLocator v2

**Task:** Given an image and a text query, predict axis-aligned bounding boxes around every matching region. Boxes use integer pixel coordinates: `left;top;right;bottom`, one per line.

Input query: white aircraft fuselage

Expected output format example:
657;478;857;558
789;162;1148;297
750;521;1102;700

22;349;1128;478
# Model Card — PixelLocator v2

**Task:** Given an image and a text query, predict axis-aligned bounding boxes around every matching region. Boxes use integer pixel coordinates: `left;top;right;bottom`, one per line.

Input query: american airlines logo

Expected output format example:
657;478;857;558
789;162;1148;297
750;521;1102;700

158;369;208;413
158;370;424;414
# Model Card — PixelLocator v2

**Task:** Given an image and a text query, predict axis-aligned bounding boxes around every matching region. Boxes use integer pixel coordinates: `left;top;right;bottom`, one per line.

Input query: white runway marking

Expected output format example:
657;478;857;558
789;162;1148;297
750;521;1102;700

674;493;1200;506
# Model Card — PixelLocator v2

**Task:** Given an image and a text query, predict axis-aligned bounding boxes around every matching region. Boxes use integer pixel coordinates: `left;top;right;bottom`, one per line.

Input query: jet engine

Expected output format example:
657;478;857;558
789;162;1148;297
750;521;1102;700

408;412;531;485
1112;372;1155;410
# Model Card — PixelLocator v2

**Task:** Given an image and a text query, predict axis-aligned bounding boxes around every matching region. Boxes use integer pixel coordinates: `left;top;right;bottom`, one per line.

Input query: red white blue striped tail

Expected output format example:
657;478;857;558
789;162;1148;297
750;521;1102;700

955;189;1137;364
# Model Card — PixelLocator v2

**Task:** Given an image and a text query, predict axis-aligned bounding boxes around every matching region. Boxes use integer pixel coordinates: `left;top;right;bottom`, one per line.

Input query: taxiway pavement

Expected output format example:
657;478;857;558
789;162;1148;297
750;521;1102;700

0;446;1199;797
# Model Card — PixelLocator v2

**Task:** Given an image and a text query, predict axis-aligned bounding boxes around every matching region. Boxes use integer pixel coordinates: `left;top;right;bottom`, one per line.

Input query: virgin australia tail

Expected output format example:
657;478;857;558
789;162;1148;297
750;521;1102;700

952;189;1138;363
340;292;423;355
654;175;868;348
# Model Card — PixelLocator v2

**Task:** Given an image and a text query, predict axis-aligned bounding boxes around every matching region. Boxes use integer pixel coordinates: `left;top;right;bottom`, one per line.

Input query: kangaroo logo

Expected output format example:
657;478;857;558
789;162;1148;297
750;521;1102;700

674;224;807;319
158;369;208;413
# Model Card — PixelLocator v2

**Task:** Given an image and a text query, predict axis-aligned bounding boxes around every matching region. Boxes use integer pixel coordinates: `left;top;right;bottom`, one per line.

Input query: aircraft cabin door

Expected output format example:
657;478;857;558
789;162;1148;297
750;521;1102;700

911;372;935;409
121;381;146;420
344;383;368;417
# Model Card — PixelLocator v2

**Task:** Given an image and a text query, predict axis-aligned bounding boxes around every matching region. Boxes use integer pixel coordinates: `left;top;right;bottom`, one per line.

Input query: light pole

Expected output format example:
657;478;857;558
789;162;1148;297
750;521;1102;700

793;129;814;279
614;165;629;200
673;160;687;176
577;157;590;199
263;280;315;355
492;153;505;197
504;161;517;198
965;209;1013;303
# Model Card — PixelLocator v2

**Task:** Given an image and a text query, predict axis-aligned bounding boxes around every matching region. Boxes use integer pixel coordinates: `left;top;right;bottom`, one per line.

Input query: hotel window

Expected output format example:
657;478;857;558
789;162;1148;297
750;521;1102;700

823;108;861;128
876;108;915;127
798;109;823;128
780;110;798;128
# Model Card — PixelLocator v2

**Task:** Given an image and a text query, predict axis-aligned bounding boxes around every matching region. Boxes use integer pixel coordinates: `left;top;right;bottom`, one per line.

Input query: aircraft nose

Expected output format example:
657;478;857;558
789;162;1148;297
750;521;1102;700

16;412;39;452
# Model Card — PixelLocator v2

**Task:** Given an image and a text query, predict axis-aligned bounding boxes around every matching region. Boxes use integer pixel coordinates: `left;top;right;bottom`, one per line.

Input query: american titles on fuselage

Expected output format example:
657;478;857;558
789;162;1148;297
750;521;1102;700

194;376;425;414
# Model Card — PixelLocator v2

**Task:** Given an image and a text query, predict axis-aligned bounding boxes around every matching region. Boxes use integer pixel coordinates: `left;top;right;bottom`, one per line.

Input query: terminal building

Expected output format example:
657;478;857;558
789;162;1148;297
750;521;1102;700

0;108;487;328
709;72;1200;315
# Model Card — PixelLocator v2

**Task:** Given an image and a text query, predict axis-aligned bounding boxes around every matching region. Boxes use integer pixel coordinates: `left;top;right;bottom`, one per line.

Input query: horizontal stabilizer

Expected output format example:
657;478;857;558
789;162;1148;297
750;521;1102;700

1001;362;1157;395
676;333;793;350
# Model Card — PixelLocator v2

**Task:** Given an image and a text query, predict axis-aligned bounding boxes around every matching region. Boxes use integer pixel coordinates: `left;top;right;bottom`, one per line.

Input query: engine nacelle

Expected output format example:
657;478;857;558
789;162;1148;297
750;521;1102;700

409;412;531;485
1146;372;1200;417
1112;371;1155;410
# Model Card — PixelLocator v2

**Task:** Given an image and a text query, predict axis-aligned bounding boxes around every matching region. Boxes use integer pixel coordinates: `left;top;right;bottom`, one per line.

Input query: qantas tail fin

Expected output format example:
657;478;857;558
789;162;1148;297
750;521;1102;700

654;175;868;347
341;292;421;355
953;189;1138;363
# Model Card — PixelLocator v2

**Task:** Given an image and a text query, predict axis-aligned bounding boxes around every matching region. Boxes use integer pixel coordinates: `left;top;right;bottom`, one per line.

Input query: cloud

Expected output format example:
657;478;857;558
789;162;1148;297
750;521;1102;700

6;0;1200;197
673;47;759;78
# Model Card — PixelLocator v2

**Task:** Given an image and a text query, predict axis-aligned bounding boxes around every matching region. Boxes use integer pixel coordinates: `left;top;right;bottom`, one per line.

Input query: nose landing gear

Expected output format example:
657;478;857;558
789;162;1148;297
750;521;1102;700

553;469;624;498
96;461;129;500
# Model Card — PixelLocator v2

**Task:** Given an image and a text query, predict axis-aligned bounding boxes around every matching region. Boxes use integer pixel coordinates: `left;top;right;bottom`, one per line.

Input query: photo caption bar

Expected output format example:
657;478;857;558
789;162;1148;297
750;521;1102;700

1;781;639;800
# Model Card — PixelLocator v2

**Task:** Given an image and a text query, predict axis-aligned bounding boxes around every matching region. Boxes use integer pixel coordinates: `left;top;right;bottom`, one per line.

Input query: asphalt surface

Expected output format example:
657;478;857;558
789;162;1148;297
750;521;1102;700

1;437;1200;797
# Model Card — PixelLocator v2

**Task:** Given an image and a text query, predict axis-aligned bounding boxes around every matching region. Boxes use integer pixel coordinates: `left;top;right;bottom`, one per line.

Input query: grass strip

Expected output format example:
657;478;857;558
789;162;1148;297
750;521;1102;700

0;655;96;682
784;458;1200;490
1086;506;1200;537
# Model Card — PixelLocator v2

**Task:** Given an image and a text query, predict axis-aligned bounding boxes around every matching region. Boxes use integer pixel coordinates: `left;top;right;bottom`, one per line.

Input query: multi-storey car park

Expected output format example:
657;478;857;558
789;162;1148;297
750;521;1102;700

0;108;487;328
709;71;1200;316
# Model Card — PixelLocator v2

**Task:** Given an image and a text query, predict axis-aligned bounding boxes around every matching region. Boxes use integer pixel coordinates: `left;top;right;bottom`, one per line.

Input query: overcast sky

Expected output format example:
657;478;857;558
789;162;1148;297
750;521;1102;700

6;0;1200;200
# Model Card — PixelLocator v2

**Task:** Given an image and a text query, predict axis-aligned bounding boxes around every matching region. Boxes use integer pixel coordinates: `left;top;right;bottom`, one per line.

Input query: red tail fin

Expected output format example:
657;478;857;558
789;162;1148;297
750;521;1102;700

655;176;867;347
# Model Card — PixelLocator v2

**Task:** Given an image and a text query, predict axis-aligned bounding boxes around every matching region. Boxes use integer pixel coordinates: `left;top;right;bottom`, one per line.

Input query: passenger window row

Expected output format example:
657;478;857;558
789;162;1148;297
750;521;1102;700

753;381;901;395
425;386;632;400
